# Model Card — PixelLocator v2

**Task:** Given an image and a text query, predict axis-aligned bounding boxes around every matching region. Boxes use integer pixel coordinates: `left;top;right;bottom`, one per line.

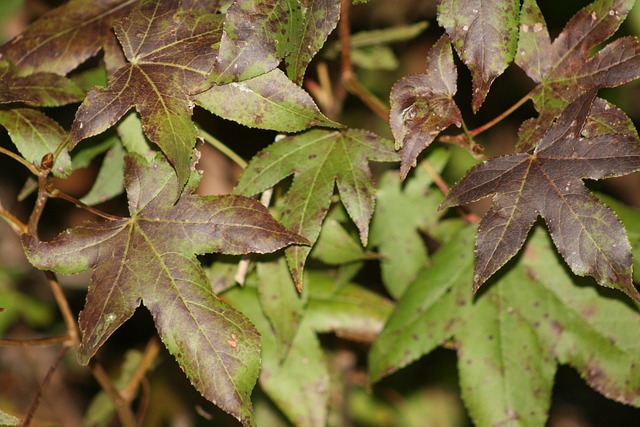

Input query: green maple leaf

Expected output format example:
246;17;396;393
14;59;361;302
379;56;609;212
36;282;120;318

370;227;640;427
68;0;223;192
235;129;398;289
442;91;640;300
515;0;640;150
369;148;449;299
0;0;137;75
22;154;307;426
437;0;520;112
226;267;392;427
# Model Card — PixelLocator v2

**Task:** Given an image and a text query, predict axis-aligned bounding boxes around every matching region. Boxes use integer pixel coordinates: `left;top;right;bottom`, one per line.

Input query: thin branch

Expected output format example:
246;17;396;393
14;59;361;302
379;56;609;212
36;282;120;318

136;378;151;426
470;90;533;137
90;361;138;427
45;271;80;345
343;77;390;121
198;127;247;170
47;188;123;221
0;146;39;175
339;0;353;81
121;337;162;402
0;335;70;347
0;204;28;234
21;344;70;427
27;168;51;235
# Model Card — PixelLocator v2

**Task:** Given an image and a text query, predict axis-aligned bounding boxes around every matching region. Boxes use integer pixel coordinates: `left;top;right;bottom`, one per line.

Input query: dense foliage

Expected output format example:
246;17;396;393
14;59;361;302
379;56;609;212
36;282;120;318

1;0;639;426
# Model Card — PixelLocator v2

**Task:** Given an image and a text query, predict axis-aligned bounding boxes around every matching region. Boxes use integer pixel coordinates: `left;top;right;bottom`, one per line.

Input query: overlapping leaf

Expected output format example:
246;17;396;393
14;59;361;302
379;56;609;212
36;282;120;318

195;68;340;132
22;154;307;426
0;60;84;106
515;0;640;150
369;149;449;299
441;91;640;300
438;0;520;112
235;129;398;289
226;269;392;427
370;227;640;427
0;0;138;75
69;0;223;192
389;35;461;179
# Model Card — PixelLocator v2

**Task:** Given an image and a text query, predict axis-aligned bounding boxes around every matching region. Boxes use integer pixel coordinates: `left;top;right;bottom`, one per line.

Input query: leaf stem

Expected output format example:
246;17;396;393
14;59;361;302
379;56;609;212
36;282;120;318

198;127;247;170
0;146;39;175
47;188;123;221
469;90;533;137
121;337;161;402
0;335;71;347
0;204;28;234
90;361;139;427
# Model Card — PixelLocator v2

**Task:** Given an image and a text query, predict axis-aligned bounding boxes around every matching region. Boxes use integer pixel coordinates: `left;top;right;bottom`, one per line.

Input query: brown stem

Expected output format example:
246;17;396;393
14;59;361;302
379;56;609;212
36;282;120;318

420;161;480;224
343;77;390;121
21;344;70;427
27;173;49;235
339;0;353;81
136;378;151;425
121;337;162;402
470;90;533;137
0;335;70;347
45;271;80;345
90;361;138;427
47;188;123;221
0;204;28;234
0;146;40;175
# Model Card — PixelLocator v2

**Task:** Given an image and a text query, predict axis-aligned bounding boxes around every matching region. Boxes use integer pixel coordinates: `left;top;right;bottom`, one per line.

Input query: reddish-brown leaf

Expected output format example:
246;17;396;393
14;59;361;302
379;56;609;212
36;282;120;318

441;91;640;300
389;35;461;179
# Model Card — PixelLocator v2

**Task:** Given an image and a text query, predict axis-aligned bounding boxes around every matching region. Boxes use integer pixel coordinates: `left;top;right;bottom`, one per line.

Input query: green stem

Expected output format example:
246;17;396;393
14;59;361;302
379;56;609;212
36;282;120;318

0;146;39;175
198;127;247;170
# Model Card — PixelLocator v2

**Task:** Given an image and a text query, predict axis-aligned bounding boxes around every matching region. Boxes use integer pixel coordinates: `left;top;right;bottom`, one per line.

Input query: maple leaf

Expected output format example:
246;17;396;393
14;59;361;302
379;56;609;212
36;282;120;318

21;154;307;426
370;227;640;427
441;91;640;300
0;0;137;75
437;0;520;112
235;129;398;289
515;0;640;150
68;0;224;193
389;35;461;179
0;60;84;107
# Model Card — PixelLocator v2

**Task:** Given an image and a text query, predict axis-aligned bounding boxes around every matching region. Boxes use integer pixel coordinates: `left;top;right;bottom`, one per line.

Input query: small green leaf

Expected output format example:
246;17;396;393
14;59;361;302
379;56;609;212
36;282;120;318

80;142;125;205
236;129;398;289
195;68;341;132
257;257;305;360
0;108;72;177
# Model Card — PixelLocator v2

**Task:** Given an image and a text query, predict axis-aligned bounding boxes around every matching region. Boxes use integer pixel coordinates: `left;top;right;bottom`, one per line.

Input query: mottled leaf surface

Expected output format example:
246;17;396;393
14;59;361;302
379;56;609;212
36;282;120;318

0;60;84;106
441;92;640;299
0;108;72;177
0;0;137;75
285;0;341;85
69;0;224;192
389;35;461;178
22;154;307;426
369;149;448;299
370;227;640;427
209;0;289;85
515;0;640;150
236;129;398;289
438;0;519;111
196;68;340;132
